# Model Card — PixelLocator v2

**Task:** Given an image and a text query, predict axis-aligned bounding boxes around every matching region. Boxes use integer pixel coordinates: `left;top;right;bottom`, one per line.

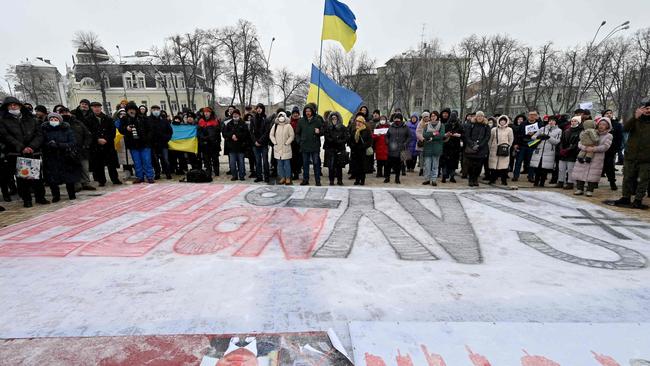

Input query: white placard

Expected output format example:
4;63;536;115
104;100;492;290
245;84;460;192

525;123;540;135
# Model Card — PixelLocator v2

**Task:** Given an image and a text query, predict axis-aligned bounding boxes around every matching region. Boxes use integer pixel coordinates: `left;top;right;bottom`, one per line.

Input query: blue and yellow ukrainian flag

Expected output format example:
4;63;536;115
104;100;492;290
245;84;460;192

168;124;198;154
307;64;363;126
322;0;357;52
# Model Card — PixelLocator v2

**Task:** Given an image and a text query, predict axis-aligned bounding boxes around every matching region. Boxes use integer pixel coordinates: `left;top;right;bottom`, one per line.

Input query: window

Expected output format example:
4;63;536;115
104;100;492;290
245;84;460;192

102;74;110;88
160;101;167;112
155;75;164;88
175;74;185;89
171;101;178;112
414;97;423;108
181;103;187;110
124;72;134;89
105;101;111;112
136;74;146;89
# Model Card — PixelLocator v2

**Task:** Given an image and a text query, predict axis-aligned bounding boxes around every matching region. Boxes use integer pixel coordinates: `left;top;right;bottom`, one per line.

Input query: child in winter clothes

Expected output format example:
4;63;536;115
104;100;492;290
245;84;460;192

577;119;599;163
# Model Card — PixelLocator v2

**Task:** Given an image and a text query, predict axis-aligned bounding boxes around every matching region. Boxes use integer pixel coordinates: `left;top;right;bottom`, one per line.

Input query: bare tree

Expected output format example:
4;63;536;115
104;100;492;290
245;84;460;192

72;31;109;114
451;37;475;117
520;42;553;111
167;29;205;110
150;45;181;113
203;29;225;108
274;67;309;110
6;62;59;106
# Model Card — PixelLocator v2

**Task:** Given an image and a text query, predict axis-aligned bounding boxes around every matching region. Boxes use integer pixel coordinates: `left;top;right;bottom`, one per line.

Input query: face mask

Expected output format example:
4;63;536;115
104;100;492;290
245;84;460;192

49;121;60;127
8;109;20;116
152;111;161;117
233;117;240;121
278;116;286;123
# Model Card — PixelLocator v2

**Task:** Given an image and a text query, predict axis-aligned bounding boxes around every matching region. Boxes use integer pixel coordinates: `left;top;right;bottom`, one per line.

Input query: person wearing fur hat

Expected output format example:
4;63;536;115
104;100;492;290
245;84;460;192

324;112;349;186
296;103;324;186
41;113;81;202
269;112;295;185
289;106;303;180
0;96;48;207
89;102;122;186
612;103;650;208
572;117;613;197
350;116;372;185
118;102;155;184
197;107;221;178
488;115;514;185
463;111;491;187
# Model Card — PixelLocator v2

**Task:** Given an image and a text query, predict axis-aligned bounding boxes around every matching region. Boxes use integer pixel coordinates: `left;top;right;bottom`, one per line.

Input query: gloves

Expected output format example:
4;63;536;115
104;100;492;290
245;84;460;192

47;140;58;148
539;134;550;140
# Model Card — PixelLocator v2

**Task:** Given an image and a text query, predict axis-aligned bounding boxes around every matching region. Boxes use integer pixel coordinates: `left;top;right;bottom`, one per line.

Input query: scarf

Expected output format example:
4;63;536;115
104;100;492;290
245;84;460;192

426;121;441;133
354;123;367;143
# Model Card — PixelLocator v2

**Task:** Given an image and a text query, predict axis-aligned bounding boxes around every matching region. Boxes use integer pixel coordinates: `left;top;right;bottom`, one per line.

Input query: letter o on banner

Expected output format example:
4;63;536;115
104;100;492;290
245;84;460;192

245;186;294;206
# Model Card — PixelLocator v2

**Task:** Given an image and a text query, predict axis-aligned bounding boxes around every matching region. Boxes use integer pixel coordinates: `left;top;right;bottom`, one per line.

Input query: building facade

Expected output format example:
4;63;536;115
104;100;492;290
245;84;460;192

11;58;66;111
67;48;211;115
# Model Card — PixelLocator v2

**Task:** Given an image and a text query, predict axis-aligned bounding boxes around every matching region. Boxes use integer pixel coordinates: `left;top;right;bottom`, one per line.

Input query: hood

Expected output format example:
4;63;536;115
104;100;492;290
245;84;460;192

255;103;266;116
139;105;148;115
328;111;344;126
597;117;612;133
497;115;511;127
303;103;317;118
275;112;289;125
0;96;26;115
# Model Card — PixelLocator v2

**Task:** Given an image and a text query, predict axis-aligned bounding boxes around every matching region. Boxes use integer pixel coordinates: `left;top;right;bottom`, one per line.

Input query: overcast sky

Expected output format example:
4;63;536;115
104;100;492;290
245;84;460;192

2;0;647;96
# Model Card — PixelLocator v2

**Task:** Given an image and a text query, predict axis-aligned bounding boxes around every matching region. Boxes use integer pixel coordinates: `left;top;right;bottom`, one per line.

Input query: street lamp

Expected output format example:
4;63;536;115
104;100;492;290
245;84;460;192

590;20;607;47
597;21;632;47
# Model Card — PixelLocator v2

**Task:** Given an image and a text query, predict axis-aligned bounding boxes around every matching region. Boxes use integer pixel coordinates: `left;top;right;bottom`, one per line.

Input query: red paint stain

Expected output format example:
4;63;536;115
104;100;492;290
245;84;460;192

365;352;386;366
521;350;561;366
396;349;414;366
592;351;621;366
466;345;492;366
421;344;446;366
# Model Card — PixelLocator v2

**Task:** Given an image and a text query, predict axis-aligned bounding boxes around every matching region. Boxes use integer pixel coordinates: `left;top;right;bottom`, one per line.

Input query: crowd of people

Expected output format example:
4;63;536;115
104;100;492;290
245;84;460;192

1;95;650;212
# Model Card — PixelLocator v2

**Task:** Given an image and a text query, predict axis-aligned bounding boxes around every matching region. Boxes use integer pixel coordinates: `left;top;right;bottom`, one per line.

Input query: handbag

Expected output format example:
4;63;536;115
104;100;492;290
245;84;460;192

400;149;410;162
495;130;510;157
16;156;42;180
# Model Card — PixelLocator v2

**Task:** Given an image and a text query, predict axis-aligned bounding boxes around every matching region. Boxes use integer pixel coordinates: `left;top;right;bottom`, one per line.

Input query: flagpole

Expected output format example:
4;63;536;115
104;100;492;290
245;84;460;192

317;0;326;110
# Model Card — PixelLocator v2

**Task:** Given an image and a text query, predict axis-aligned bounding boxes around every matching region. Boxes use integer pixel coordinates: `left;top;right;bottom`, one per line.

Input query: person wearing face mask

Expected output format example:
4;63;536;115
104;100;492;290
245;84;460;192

269;112;295;185
372;116;390;178
149;105;173;180
118;102;154;184
197;107;222;178
222;109;249;181
41;113;81;202
89;102;122;187
289;107;303;181
556;116;583;190
0;96;48;207
250;103;271;183
323;111;349;186
530;115;562;187
59;107;94;191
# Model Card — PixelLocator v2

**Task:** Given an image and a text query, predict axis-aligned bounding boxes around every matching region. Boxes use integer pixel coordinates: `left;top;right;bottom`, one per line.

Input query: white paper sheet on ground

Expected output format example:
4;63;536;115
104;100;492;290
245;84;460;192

349;322;650;365
0;184;649;352
328;328;352;362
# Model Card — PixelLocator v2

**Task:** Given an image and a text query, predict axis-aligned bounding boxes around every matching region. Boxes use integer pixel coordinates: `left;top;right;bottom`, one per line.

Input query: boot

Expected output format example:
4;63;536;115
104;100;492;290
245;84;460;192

501;178;508;186
441;177;447;183
610;181;618;191
613;196;631;206
337;179;343;186
300;180;309;186
279;178;286;185
632;199;649;210
2;194;11;202
564;183;574;190
383;178;390;183
450;177;456;183
554;182;564;189
285;179;293;185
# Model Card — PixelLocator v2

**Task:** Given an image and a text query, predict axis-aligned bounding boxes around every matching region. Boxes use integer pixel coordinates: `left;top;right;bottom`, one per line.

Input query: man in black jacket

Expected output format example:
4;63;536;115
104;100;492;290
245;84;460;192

149;105;173;180
0;96;48;207
512;110;541;182
250;103;271;182
60;107;95;191
223;109;250;181
90;102;122;186
118;102;154;184
602;109;623;191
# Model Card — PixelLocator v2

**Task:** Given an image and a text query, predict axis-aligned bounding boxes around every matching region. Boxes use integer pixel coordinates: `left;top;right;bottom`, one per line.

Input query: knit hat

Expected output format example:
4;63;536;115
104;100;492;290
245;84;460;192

34;105;47;114
291;106;300;115
421;111;430;119
125;102;139;111
47;112;63;122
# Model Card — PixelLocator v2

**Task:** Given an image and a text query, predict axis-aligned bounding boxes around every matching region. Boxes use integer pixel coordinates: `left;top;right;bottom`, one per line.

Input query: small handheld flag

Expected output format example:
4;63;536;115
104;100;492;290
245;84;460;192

322;0;357;52
307;64;362;126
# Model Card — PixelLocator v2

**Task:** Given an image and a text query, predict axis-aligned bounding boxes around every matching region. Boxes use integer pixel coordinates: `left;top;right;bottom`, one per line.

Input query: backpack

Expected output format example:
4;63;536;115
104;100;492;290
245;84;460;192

184;168;213;183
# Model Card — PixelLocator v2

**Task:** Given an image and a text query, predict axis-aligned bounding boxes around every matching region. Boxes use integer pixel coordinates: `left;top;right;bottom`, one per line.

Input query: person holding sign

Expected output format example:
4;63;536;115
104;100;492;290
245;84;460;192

512;111;541;183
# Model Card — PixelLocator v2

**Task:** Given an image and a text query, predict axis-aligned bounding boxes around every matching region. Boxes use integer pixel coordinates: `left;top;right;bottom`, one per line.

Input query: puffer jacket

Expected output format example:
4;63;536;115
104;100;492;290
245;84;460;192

530;124;562;170
269;112;294;160
488;122;514;170
0;103;44;155
41;122;81;185
559;124;583;162
323;112;348;153
385;121;411;158
572;119;613;183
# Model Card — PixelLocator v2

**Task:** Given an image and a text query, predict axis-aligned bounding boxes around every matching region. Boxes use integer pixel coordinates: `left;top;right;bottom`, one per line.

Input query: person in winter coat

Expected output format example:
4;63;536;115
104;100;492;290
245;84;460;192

59;107;93;191
0;96;47;207
372;116;390;178
350;116;372;186
602;109;623;191
323;111;349;186
250;103;271;182
384;113;411;184
488;115;514;185
41;113;81;202
463;111;491;187
612;103;650;208
572;117;613;197
72;99;93;130
420;112;446;186
197;107;221;177
441;110;463;183
296;103;324;186
118;102;154;184
556;116;583;190
288;107;303;181
406;113;419;172
149;105;173;180
513;111;541;182
530;115;562;187
269;112;294;185
88;102;121;186
223;109;249;181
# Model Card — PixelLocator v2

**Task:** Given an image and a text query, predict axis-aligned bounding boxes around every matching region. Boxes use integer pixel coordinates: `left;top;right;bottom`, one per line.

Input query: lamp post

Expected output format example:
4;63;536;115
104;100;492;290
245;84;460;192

116;45;128;100
254;37;275;107
596;21;631;48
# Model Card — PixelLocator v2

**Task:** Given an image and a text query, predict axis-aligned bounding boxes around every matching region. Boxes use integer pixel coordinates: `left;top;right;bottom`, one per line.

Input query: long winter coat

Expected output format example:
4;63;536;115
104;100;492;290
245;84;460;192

118;115;152;150
385;121;411;159
463;121;491;160
372;124;390;161
350;127;372;171
41;122;81;185
222;119;251;154
421;122;446;157
623;114;650;163
530;125;562;170
269;117;295;160
0;103;44;155
559;125;583;162
65;115;92;160
572;120;613;183
323;112;348;154
488;124;514;170
407;120;419;155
